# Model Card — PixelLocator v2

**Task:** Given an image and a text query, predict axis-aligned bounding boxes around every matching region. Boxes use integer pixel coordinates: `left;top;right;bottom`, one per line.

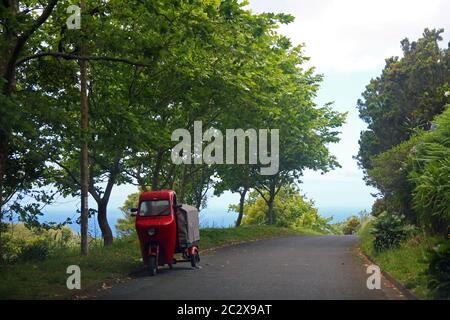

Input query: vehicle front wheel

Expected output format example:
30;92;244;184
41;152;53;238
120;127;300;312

148;256;157;276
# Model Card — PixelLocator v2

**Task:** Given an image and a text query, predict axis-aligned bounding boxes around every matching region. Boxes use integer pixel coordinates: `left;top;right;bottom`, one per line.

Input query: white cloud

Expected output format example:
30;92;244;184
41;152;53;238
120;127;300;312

247;0;450;73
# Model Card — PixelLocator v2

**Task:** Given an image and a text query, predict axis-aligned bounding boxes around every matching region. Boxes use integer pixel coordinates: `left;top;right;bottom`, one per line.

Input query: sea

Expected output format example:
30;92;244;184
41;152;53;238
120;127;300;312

38;206;365;236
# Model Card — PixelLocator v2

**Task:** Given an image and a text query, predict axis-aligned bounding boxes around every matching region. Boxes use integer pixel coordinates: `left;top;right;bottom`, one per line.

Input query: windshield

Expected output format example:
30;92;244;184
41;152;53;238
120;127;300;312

139;200;171;216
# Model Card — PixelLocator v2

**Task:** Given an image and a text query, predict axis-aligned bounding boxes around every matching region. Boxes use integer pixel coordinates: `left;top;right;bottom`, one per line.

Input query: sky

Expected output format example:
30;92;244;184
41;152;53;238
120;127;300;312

42;0;450;229
241;0;450;218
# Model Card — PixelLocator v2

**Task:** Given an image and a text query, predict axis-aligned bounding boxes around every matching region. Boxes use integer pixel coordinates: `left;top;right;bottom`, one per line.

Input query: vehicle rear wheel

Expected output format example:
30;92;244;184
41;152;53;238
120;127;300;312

190;251;199;268
148;256;157;276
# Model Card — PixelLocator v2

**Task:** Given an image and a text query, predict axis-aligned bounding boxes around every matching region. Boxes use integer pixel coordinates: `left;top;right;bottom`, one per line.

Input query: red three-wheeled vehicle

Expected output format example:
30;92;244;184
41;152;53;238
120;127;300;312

130;190;200;276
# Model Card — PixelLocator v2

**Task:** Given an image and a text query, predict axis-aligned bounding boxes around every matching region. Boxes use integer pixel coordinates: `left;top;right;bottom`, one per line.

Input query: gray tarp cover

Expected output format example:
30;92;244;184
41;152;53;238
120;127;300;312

176;204;200;246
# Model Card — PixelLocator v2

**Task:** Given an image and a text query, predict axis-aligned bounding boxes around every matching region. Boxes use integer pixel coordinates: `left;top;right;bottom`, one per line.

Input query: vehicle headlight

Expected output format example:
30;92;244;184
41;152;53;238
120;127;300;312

147;228;156;236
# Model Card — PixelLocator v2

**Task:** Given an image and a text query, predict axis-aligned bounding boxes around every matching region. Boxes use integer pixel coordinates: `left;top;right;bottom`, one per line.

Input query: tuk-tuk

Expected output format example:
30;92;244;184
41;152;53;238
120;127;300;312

130;190;200;276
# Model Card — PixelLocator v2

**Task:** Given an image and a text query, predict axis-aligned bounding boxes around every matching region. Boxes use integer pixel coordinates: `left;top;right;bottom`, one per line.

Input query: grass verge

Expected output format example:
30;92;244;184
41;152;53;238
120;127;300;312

359;221;439;299
201;225;321;249
0;225;318;300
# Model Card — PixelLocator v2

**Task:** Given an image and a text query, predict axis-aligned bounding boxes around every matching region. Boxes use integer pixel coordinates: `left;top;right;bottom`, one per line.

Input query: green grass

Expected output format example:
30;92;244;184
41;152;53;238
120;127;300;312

359;221;439;299
201;225;321;248
0;237;142;300
0;225;318;300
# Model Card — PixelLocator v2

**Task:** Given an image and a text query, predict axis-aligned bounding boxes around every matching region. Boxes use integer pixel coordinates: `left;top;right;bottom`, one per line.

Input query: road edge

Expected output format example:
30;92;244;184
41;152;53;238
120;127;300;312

359;248;419;300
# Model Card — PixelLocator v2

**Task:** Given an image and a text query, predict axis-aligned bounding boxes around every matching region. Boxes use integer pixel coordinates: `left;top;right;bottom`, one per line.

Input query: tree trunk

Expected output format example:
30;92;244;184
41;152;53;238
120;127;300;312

97;201;113;246
79;20;89;255
162;163;177;190
235;188;248;227
255;183;276;225
195;196;202;211
0;139;7;262
178;165;187;203
266;181;277;225
0;139;5;262
0;10;14;218
0;137;7;216
267;198;274;225
88;150;120;246
151;151;163;191
0;4;16;260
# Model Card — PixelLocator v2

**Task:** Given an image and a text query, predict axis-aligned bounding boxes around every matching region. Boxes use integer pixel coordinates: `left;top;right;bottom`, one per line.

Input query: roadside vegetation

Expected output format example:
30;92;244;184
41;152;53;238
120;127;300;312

359;222;441;299
356;29;450;300
328;211;372;236
0;224;320;300
233;184;336;234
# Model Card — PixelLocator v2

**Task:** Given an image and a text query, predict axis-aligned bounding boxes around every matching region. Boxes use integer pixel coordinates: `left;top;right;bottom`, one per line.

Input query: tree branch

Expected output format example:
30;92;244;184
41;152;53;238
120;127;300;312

51;158;81;187
18;0;58;44
4;0;58;92
15;52;153;67
254;187;269;204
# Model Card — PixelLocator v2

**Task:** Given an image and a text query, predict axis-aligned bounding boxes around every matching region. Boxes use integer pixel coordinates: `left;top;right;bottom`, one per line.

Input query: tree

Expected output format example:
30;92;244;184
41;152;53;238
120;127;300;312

357;28;450;177
253;81;345;225
240;185;333;233
116;192;139;237
367;136;419;222
214;165;255;227
0;0;58;230
123;4;301;216
15;0;232;247
1;0;162;252
211;29;345;225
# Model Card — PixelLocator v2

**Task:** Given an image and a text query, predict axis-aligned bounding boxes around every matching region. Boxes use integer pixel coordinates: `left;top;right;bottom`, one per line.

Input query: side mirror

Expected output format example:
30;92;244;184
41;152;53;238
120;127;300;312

129;208;138;217
174;204;182;210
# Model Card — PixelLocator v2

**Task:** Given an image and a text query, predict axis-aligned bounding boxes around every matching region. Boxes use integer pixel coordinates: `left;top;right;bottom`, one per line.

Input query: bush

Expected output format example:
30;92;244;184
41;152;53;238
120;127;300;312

115;216;136;237
343;217;360;235
0;224;76;264
426;240;450;299
292;210;333;234
410;106;450;235
371;212;415;251
371;198;386;217
412;158;450;234
17;239;50;262
367;137;419;222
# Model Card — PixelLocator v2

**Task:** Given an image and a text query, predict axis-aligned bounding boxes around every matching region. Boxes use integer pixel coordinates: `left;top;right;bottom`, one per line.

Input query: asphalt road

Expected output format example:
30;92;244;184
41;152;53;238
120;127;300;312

97;235;405;300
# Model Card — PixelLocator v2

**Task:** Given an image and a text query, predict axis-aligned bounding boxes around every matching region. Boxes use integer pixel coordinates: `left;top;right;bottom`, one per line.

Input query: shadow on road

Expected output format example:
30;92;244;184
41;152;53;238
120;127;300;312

129;265;196;278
